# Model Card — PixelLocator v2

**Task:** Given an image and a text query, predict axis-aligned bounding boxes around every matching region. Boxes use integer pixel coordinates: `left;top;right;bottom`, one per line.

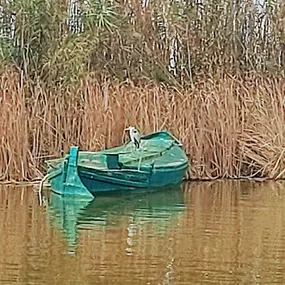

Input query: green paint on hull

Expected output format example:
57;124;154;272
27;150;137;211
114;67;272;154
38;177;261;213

46;130;189;198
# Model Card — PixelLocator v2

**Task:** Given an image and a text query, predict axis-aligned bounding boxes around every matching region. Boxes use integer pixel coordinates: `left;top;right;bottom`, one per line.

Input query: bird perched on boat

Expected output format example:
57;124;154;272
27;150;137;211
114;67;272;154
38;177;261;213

125;126;141;149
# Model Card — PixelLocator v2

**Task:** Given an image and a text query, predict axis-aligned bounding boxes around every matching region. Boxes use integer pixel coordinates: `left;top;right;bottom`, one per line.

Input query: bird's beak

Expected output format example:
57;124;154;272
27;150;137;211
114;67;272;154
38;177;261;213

125;127;130;131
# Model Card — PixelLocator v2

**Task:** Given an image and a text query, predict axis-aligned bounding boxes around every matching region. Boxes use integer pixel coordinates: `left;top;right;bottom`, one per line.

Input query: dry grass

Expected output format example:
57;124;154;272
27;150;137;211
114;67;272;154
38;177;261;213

0;70;40;181
1;70;285;181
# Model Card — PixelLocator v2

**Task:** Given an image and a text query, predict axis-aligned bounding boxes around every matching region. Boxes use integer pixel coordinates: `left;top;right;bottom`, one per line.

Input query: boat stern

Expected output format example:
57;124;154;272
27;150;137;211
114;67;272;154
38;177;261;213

47;146;94;200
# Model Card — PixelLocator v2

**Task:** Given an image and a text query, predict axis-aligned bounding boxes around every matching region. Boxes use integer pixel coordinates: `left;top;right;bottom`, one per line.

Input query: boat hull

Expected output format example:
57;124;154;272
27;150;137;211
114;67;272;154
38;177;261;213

50;163;188;196
46;130;189;198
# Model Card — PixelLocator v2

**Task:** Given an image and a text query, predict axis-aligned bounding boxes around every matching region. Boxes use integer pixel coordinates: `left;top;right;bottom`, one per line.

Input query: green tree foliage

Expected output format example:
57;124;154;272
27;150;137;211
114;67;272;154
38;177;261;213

0;0;285;86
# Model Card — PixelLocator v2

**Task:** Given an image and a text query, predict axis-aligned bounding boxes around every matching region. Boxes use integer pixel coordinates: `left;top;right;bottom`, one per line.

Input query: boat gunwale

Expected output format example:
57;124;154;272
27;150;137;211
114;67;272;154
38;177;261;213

47;151;189;172
78;159;188;172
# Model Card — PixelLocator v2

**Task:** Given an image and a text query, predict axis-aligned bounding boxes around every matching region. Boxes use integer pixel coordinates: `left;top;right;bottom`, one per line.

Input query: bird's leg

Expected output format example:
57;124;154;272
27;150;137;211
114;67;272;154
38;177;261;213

138;155;142;171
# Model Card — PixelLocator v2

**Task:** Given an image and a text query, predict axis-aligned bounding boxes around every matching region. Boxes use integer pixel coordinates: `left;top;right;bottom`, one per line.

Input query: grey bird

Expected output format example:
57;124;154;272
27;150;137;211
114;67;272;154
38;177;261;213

125;126;141;149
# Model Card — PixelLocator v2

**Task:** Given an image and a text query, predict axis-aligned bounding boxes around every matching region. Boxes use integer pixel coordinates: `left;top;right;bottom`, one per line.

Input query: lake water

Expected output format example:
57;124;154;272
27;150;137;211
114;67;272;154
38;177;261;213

1;181;285;284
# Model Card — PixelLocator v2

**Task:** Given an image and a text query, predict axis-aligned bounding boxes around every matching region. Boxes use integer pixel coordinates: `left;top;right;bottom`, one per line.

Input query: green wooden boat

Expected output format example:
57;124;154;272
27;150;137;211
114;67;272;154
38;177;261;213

45;130;189;199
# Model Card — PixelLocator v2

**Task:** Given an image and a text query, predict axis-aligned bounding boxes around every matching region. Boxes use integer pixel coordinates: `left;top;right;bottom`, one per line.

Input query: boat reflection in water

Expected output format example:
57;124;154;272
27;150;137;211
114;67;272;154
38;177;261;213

45;185;188;254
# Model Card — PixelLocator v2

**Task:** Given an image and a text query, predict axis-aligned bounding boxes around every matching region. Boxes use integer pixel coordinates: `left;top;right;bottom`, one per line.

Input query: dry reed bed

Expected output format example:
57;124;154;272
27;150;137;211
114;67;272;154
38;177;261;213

1;70;285;181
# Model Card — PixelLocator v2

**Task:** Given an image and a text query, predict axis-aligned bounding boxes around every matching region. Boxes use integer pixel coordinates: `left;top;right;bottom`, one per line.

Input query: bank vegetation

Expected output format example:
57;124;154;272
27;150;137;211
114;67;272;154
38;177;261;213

1;0;285;181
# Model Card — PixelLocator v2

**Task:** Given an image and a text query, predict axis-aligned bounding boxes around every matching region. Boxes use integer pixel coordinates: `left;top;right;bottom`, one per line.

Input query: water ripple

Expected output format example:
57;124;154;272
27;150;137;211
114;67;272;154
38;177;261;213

2;182;285;284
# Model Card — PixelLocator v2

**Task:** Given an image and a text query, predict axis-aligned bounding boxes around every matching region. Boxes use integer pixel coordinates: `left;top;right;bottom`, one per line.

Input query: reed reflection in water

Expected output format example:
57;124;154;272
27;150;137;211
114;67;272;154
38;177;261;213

1;181;285;284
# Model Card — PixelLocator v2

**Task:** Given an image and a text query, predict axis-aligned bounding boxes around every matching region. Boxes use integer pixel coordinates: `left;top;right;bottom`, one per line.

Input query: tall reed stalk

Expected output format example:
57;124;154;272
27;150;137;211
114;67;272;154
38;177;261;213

1;70;285;181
